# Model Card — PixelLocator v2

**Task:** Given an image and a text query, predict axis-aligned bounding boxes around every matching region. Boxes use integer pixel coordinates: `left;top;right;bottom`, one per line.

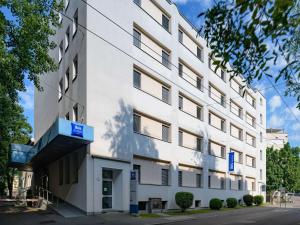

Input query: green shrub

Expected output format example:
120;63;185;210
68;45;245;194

175;192;193;212
209;198;223;210
226;198;238;208
243;194;253;206
253;195;264;205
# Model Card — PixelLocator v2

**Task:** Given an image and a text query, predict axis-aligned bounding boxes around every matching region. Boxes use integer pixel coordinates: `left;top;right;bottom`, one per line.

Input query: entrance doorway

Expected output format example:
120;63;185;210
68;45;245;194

102;169;113;209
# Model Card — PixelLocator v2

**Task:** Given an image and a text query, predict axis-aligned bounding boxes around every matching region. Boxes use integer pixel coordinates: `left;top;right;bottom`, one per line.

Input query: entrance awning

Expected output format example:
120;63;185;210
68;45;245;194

9;118;94;169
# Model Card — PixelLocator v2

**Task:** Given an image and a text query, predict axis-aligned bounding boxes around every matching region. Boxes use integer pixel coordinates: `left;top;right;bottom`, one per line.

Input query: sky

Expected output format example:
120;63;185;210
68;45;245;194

18;0;300;147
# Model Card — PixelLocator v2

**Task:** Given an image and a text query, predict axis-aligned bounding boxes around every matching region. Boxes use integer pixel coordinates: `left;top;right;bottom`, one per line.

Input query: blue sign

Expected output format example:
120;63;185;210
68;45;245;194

130;171;136;181
71;123;83;137
229;152;235;172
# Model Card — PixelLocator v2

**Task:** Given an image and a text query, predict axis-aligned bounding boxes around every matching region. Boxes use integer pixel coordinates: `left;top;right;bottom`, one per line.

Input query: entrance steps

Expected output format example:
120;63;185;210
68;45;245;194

49;202;85;218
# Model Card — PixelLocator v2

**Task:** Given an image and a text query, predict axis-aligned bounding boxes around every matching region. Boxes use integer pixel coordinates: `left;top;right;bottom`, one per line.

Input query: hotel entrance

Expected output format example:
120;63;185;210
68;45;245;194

102;169;113;209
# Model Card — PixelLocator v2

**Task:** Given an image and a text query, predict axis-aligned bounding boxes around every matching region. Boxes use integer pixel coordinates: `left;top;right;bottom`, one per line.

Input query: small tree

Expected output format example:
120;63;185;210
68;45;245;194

226;198;238;208
209;198;223;210
175;192;193;212
243;194;253;206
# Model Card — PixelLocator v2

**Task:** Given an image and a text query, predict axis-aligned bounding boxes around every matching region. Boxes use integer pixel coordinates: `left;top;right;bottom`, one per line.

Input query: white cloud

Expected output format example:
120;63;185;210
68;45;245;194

19;83;34;110
268;114;284;128
269;95;282;112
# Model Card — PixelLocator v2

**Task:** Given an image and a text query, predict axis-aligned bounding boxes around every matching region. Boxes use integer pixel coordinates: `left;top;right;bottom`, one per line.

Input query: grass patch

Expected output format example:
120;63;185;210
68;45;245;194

166;209;212;215
139;213;162;218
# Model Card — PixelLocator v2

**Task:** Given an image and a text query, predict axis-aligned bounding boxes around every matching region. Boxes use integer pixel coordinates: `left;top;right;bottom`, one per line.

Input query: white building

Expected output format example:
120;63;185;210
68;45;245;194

266;128;288;150
11;0;266;214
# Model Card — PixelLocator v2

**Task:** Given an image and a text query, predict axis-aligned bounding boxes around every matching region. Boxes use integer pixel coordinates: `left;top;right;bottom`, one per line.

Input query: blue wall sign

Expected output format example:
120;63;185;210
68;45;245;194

71;123;83;137
229;152;235;172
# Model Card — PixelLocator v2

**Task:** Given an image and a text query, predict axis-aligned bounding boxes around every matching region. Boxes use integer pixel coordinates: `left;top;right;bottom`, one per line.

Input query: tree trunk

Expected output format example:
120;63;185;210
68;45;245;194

6;168;15;199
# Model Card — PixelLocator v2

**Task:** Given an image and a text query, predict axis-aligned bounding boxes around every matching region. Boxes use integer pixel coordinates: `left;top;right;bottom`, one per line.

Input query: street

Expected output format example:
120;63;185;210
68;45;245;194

1;204;300;225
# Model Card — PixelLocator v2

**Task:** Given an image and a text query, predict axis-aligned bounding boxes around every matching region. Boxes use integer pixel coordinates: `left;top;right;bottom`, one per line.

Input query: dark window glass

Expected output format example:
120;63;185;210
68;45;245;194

133;70;141;88
178;171;182;186
238;180;243;190
197;138;202;151
133;29;141;48
178;30;183;43
178;131;183;146
59;160;63;185
196;77;202;90
133;114;141;133
162;50;169;68
162;125;169;142
197;106;202;120
162;14;169;31
133;164;141;183
221;70;225;81
208;175;211;188
178;63;183;77
162;87;170;103
197;47;202;60
220;177;225;189
162;169;169;185
178;96;183;110
102;169;113;179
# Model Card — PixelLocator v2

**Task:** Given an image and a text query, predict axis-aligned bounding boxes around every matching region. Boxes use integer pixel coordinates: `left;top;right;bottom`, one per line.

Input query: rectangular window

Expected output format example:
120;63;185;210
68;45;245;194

65;68;69;92
260;169;263;180
230;124;243;140
196;106;202;120
197;47;203;61
162;50;170;68
73;9;78;36
220;70;226;81
178;171;182;187
209;141;226;158
162;14;169;31
133;164;141;183
230;149;243;164
260;132;263;142
208;175;211;188
65;157;70;184
58;79;63;100
246;92;256;108
196;77;202;90
59;160;63;185
238;180;243;190
209;84;226;107
260;150;263;160
133;114;141;133
133;29;141;48
246;133;256;147
246;155;256;168
178;63;183;77
133;70;141;88
230;79;242;95
209;112;226;132
65;27;70;51
162;86;170;104
230;100;243;119
196;174;202;188
162;125;170;142
178;30;183;43
162;169;169;186
59;41;63;63
209;170;226;189
178;130;183;146
73;104;78;122
197;138;202;151
260;114;263;124
72;55;78;80
178;96;183;110
246;113;256;128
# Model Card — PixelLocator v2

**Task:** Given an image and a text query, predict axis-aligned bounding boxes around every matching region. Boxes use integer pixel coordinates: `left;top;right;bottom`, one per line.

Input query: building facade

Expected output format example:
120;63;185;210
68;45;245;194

12;0;266;214
266;128;288;150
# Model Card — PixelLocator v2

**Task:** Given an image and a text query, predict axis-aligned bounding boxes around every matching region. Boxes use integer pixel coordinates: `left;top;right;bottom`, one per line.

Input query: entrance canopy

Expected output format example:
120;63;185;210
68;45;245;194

9;118;94;170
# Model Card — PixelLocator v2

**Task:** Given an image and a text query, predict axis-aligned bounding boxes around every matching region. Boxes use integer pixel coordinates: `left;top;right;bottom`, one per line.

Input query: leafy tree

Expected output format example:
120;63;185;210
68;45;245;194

0;87;31;198
0;0;62;197
0;0;63;101
199;0;300;107
266;144;300;192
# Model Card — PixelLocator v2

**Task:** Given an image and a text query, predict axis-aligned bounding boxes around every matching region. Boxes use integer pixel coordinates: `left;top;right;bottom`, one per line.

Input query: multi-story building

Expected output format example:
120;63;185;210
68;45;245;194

266;128;288;150
10;0;266;214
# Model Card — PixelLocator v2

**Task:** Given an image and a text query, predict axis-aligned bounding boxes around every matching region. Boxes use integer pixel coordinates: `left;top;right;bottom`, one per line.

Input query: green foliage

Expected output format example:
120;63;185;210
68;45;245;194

266;144;300;192
209;198;223;210
253;195;264;206
175;192;194;212
226;198;238;208
199;0;300;107
0;0;63;102
243;194;253;206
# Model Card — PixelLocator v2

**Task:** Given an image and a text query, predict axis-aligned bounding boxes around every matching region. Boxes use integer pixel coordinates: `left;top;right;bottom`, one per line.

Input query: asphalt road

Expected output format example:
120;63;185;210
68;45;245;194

158;207;300;225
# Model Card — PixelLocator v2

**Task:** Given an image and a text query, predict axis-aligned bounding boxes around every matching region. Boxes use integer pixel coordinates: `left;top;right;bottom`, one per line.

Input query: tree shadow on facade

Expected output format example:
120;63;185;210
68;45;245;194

103;99;159;161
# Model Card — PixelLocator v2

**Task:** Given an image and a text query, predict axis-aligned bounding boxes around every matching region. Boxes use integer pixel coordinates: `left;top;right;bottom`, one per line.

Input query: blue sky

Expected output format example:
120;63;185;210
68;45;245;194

18;0;300;147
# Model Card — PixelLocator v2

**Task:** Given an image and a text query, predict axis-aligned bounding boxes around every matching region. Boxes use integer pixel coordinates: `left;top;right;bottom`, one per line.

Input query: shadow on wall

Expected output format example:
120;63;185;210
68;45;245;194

103;99;158;161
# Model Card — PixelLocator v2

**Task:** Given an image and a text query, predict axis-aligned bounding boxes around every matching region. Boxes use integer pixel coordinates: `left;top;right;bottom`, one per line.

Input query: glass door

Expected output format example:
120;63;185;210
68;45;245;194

102;169;113;209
